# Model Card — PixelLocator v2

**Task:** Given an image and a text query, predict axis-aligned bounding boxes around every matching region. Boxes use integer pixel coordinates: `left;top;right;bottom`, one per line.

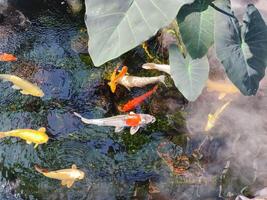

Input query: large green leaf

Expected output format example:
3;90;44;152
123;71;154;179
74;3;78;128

85;0;195;66
215;2;267;95
169;44;209;101
177;0;214;59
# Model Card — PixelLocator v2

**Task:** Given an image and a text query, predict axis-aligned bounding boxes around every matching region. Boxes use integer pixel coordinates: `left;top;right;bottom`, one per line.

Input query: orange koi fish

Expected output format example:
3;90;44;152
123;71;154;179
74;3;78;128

108;65;127;93
74;111;155;135
118;85;158;112
0;53;17;62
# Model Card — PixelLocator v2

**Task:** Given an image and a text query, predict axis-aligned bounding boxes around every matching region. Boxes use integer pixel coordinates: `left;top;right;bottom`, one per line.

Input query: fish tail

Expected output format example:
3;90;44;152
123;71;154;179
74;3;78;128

34;165;48;174
74;112;95;124
152;85;158;92
158;75;166;86
73;112;83;119
0;132;6;139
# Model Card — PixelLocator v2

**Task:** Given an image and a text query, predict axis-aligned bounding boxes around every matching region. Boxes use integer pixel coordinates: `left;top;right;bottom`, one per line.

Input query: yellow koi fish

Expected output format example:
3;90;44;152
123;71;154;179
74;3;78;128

35;164;85;188
0;127;49;148
206;79;239;100
108;65;128;93
0;74;44;97
205;101;231;132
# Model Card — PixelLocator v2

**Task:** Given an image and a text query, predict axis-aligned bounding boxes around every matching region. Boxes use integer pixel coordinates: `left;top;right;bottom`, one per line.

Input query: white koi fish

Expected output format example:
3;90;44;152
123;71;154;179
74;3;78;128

0;74;44;97
118;75;165;90
142;63;171;75
74;112;156;135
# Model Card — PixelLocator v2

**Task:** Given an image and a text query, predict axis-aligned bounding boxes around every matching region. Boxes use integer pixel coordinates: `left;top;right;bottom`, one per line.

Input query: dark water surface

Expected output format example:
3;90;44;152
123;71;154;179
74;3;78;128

0;2;267;200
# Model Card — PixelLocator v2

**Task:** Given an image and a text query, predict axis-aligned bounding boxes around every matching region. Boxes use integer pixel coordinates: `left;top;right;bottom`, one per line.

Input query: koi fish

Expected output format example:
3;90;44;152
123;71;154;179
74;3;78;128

0;74;44;97
142;63;170;75
0;53;17;62
74;112;156;135
205;101;231;132
206;79;239;100
35;164;85;188
0;127;49;148
119;74;165;90
118;85;158;112
108;65;128;93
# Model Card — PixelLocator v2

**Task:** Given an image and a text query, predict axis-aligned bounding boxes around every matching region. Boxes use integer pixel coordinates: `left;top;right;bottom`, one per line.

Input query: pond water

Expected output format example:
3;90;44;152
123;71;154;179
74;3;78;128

0;1;267;200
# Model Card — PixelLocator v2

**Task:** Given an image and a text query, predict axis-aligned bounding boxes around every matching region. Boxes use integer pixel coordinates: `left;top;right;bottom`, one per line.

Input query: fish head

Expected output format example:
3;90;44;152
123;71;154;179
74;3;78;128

33;88;45;97
36;132;49;144
77;170;85;180
142;63;156;70
141;114;156;125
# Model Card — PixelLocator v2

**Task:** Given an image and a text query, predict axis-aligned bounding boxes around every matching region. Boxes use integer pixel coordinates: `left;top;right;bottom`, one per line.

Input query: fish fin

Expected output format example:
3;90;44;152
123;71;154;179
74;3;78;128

66;180;74;188
73;112;82;118
130;126;140;135
158;75;166;86
72;164;77;169
109;82;117;93
61;180;68;186
34;144;38;148
34;165;49;174
12;85;20;90
26;140;32;144
38;127;46;132
125;86;131;91
115;126;124;133
20;90;30;95
218;93;226;100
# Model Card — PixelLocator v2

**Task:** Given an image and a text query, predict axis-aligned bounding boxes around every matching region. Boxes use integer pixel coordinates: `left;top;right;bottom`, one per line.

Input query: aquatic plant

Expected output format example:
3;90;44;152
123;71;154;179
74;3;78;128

84;0;267;101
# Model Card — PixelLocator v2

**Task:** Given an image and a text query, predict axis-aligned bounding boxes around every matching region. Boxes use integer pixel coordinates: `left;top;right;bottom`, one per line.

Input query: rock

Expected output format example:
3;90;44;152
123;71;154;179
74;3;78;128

47;109;83;137
33;67;73;100
71;31;88;54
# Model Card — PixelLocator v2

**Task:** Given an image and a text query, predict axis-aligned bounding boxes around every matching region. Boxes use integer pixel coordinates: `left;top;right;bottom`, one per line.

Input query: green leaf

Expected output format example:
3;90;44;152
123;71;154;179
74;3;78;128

215;2;267;95
85;0;195;66
177;0;214;59
169;44;209;101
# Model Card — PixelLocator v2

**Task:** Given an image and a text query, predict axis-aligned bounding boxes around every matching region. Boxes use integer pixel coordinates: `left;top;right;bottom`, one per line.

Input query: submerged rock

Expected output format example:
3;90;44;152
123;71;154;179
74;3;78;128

34;67;73;100
47;109;83;137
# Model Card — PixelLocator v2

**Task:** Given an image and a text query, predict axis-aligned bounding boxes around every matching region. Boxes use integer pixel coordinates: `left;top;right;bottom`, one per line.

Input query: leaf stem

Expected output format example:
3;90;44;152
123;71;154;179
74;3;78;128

209;3;237;20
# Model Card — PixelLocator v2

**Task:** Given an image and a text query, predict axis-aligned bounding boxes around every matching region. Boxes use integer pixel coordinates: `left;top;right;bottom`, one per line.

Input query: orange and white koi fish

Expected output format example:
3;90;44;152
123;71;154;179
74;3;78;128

35;164;85;188
74;112;156;135
206;79;239;100
0;74;44;97
118;85;158;112
108;65;128;93
0;53;17;62
0;127;49;148
205;101;231;132
142;63;170;74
